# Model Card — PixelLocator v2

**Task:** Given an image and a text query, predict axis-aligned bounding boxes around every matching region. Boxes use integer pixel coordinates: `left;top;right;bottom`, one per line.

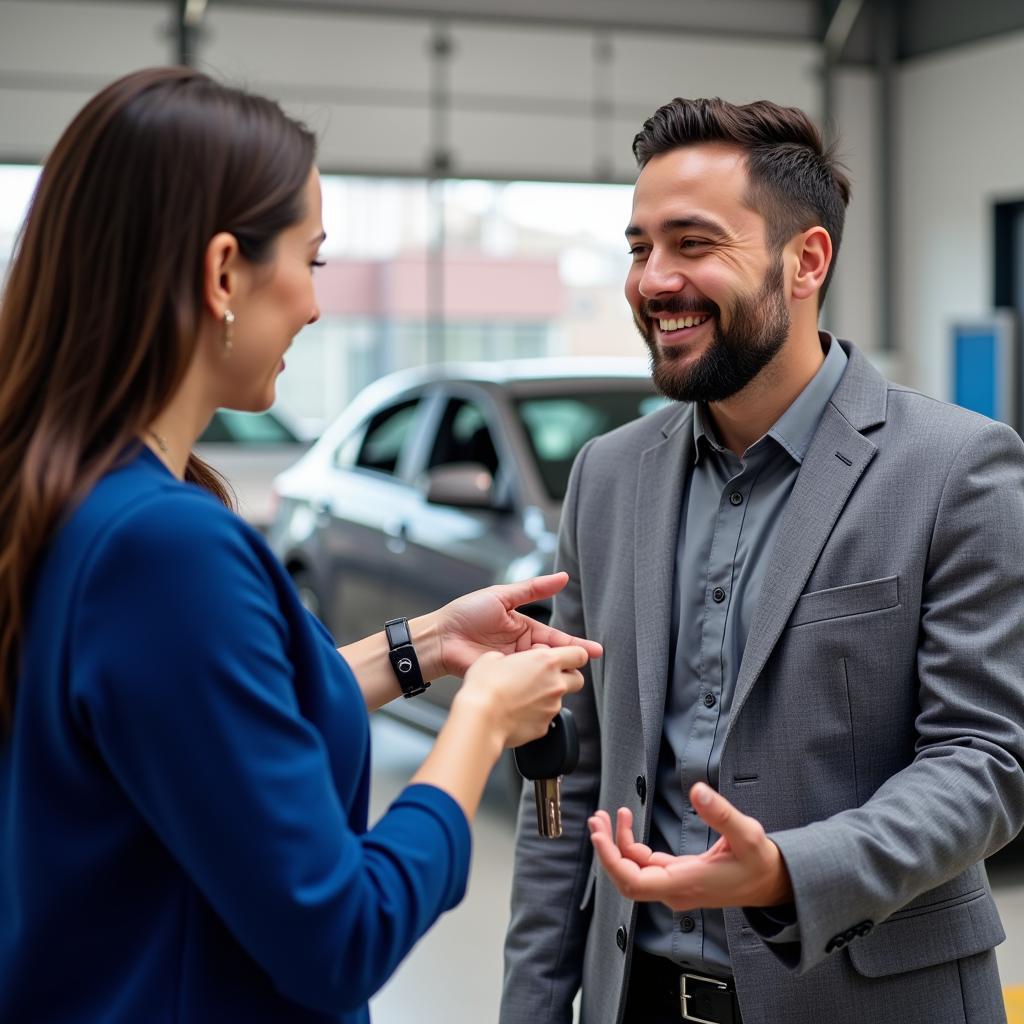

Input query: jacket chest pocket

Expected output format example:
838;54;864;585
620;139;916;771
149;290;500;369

788;574;899;628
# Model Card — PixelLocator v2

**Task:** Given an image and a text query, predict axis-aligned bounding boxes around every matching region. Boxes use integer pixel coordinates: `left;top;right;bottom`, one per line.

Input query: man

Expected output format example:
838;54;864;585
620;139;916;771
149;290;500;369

501;97;1024;1024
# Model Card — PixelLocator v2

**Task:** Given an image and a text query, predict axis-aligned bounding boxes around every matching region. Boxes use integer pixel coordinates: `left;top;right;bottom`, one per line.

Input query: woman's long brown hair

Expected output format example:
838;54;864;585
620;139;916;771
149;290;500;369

0;67;316;732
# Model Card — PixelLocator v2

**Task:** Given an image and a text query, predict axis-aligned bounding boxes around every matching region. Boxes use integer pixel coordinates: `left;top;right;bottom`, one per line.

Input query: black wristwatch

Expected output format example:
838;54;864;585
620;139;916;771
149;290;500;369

384;617;429;699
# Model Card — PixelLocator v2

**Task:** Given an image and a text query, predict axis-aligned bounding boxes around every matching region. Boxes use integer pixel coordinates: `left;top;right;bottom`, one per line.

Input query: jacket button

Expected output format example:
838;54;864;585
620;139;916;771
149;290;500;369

729;491;743;506
703;692;717;708
712;587;726;603
616;926;627;951
635;775;647;803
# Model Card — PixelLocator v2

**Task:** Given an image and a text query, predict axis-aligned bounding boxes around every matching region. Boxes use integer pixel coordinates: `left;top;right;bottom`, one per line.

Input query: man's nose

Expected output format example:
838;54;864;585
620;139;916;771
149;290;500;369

637;254;685;299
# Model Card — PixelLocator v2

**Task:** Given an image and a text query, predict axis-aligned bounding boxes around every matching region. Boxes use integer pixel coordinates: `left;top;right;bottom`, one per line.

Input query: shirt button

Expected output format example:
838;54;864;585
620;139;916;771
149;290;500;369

681;916;696;933
703;692;717;708
616;926;628;951
729;491;743;506
712;587;726;603
635;775;647;804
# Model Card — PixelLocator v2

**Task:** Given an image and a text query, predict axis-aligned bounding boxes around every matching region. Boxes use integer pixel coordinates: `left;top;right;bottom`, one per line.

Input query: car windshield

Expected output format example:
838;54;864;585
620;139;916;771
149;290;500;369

199;409;300;445
514;389;669;501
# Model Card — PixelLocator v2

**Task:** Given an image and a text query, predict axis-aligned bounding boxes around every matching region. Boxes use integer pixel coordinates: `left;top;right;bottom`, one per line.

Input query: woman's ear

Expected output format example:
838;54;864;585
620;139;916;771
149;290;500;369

790;226;832;303
203;231;241;319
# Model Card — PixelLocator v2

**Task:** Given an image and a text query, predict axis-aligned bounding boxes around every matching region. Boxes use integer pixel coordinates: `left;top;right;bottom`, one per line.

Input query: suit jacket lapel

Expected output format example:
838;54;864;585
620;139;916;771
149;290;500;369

729;342;887;723
634;408;693;779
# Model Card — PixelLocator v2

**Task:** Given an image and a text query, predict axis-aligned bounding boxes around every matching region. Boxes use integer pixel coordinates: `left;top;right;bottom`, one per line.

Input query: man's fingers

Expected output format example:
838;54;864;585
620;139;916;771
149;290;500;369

615;807;640;853
689;782;760;855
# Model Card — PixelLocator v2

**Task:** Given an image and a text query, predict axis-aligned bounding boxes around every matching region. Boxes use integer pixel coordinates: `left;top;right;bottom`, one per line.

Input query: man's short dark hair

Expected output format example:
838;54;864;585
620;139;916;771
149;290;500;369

633;97;851;302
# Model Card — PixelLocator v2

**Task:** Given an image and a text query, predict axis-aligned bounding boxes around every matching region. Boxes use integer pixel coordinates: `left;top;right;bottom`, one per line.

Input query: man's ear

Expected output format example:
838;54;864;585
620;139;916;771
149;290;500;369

203;231;242;319
790;226;832;302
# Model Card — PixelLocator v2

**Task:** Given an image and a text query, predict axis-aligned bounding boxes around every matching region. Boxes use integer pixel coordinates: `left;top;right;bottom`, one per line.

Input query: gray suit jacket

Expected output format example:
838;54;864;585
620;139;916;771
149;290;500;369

501;342;1024;1024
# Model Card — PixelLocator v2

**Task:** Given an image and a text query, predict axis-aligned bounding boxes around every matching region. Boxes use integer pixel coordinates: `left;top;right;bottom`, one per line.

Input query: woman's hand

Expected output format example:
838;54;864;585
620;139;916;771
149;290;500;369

454;645;589;749
587;783;794;910
421;573;602;679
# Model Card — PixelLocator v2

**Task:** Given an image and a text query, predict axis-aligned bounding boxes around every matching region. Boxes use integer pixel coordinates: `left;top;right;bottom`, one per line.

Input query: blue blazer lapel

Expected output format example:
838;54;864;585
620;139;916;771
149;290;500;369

634;407;693;781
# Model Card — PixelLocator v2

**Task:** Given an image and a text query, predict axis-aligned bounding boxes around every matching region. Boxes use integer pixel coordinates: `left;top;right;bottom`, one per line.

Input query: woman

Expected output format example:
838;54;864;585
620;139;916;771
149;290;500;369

0;67;599;1023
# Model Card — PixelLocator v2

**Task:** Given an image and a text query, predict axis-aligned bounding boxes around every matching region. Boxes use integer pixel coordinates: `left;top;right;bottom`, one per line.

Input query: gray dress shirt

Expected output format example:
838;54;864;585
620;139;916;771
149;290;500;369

635;334;849;975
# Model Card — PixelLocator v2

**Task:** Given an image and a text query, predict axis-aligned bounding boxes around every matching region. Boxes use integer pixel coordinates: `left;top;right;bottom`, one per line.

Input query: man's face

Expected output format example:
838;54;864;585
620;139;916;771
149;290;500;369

624;143;791;403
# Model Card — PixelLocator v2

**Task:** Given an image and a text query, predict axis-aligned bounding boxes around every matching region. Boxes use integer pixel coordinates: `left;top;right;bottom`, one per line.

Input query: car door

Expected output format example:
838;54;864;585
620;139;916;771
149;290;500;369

393;388;536;716
316;394;428;645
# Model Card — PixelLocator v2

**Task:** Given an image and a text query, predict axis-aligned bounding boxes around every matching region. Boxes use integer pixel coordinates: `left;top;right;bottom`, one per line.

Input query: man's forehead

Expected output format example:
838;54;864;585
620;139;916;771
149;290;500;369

629;143;752;224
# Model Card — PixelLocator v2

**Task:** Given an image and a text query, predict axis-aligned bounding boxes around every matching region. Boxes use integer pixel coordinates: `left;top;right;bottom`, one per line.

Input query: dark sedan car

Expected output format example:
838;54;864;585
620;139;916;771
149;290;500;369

267;359;665;765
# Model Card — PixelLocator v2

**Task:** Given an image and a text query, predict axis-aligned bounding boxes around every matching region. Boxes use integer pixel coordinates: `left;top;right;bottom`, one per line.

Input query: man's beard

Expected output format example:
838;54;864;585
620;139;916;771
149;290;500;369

638;258;789;404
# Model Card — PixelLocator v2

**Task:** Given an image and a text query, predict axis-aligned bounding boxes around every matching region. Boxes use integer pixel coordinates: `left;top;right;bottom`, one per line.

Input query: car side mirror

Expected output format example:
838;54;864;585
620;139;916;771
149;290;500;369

423;463;505;510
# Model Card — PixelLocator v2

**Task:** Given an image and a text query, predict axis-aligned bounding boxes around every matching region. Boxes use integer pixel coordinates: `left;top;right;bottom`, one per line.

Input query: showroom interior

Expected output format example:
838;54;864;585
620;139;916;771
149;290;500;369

3;1;1024;1020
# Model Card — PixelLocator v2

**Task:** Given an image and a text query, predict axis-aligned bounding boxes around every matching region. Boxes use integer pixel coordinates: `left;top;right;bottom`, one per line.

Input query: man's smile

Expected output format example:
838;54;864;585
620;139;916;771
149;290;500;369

653;313;714;347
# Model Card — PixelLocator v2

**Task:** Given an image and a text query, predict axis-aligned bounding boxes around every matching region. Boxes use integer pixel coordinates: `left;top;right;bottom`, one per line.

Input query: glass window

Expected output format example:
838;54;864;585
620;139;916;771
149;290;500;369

355;400;420;476
198;409;299;445
428;399;500;477
515;390;670;500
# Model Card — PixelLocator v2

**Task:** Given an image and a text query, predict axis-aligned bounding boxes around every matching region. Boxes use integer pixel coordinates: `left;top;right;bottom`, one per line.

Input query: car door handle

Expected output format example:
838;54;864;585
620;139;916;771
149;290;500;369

384;518;408;554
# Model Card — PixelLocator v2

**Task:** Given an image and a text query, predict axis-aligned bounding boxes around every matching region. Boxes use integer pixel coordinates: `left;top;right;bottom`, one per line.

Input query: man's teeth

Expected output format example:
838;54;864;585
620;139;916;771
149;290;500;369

658;315;710;331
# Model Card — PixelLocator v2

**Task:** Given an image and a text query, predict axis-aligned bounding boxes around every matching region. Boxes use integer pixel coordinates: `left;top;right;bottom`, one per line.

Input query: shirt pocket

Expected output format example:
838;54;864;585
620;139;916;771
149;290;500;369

788;575;899;628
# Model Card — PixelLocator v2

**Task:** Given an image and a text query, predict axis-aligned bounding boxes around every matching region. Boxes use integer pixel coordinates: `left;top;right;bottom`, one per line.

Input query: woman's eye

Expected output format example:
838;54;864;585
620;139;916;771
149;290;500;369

311;259;326;271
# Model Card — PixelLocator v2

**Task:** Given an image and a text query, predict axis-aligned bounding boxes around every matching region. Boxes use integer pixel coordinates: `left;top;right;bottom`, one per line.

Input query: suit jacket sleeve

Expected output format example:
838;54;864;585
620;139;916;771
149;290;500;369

501;439;602;1024
758;419;1024;973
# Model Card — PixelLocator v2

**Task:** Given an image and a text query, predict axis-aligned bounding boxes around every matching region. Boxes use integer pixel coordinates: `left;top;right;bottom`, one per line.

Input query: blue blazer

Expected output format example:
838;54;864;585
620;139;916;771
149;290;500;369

0;447;471;1022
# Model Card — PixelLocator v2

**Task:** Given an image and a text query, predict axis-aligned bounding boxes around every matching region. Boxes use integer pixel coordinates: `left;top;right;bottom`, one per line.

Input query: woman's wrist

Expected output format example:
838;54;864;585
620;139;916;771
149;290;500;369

409;611;445;682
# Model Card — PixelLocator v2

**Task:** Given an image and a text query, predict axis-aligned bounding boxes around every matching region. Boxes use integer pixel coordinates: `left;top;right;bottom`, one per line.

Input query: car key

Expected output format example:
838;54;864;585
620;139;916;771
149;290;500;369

513;708;579;838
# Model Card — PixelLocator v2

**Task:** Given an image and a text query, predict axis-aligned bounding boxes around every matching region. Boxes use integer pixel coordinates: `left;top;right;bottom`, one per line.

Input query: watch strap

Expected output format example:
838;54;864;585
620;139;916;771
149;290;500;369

384;617;429;698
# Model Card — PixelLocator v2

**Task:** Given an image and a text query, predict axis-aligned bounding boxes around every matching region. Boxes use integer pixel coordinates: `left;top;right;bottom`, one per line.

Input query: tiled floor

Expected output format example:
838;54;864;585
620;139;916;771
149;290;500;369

367;717;1024;1023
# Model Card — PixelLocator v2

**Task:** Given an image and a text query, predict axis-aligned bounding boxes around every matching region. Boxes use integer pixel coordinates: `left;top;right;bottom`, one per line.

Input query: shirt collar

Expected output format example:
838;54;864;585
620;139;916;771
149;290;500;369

691;332;848;465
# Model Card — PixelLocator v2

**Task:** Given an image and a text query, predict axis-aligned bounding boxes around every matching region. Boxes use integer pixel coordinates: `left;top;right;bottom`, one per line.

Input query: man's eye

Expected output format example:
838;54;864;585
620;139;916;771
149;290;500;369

627;246;648;258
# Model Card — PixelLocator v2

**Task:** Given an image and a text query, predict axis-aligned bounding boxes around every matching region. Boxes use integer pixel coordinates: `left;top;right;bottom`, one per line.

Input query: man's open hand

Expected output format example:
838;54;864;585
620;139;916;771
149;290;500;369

588;782;793;910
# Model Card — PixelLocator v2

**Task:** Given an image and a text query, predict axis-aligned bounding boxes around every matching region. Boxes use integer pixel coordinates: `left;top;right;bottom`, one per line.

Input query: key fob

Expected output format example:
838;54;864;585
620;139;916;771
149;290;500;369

514;708;579;780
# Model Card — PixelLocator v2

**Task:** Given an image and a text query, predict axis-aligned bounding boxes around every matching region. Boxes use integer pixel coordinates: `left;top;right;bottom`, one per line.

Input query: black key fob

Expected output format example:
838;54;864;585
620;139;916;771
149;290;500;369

513;708;579;780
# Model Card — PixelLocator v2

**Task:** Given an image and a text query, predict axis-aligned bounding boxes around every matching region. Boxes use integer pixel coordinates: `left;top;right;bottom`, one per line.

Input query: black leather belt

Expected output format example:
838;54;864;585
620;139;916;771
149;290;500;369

628;949;742;1024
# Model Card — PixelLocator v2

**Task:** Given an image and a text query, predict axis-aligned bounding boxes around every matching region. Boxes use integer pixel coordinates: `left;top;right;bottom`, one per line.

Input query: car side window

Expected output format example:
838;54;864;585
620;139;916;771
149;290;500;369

354;399;420;476
428;399;500;478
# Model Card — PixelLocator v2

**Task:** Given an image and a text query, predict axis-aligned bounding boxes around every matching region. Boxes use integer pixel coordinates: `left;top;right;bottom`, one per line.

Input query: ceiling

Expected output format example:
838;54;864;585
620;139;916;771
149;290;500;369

187;0;1024;62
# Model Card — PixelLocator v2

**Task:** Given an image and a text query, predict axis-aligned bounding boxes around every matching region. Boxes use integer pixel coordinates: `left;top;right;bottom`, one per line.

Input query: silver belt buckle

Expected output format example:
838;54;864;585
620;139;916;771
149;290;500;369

681;971;729;1023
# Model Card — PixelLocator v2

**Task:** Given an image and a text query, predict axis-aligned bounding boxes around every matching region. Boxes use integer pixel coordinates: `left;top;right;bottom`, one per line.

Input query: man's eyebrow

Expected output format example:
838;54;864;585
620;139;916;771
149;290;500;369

624;215;729;239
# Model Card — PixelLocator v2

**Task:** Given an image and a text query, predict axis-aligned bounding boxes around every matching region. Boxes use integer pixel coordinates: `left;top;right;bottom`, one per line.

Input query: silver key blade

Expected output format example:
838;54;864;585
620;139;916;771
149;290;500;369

533;777;562;838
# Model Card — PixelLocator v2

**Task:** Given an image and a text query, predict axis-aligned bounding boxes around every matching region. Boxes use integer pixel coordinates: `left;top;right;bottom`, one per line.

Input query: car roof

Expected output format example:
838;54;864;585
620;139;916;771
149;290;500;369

373;356;652;389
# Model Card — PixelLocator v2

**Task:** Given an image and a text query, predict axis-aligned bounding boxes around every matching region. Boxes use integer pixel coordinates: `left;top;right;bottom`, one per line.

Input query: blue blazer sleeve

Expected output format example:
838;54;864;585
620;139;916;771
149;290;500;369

67;492;471;1013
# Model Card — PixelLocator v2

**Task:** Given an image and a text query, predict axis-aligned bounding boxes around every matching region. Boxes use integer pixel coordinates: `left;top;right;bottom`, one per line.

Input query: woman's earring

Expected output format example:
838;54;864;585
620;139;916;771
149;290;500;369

223;309;235;354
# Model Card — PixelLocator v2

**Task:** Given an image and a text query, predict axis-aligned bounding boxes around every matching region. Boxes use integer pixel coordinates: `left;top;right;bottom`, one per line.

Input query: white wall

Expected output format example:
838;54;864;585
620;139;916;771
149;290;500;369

896;30;1024;402
826;66;882;360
